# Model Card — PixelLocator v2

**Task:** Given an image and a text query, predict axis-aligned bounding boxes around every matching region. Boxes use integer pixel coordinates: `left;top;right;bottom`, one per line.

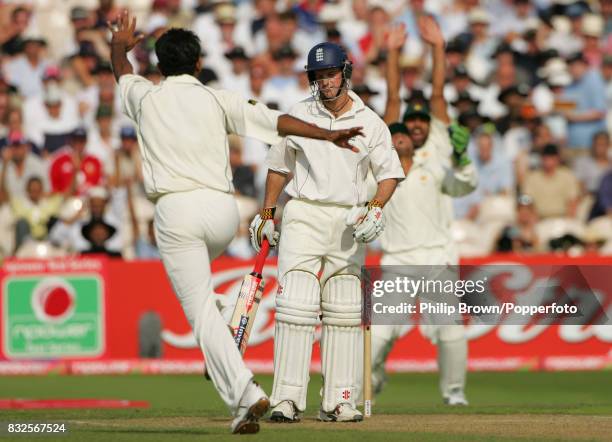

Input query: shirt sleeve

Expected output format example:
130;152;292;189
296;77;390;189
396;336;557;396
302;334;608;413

215;89;283;146
119;74;154;122
442;163;479;197
429;116;453;158
368;122;405;183
266;138;295;175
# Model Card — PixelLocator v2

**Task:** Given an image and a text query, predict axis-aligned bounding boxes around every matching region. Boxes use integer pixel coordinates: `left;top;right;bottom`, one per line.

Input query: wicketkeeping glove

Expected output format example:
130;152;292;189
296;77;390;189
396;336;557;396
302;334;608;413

449;122;471;167
249;207;279;252
351;200;385;243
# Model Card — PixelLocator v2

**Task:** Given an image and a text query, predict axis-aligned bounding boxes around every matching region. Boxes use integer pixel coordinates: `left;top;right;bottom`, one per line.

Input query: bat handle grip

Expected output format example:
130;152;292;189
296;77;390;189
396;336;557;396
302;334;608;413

254;239;270;274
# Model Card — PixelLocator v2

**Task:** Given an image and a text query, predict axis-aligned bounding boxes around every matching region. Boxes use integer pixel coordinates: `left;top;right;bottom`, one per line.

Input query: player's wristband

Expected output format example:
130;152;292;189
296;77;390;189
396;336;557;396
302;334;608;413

260;207;276;220
367;200;384;209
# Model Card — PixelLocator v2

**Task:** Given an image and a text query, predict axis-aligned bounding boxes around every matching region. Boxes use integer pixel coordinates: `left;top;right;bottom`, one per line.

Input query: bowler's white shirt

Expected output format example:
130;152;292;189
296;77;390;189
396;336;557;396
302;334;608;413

381;117;478;254
266;91;403;207
119;73;282;201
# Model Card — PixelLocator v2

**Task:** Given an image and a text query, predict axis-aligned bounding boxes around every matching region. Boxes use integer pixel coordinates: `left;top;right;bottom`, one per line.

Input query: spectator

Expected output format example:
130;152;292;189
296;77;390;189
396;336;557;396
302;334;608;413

574;131;612;195
126;176;159;260
230;140;256;199
3;36;49;98
0;6;32;56
29;85;80;154
49;127;103;195
589;170;612;220
221;47;251;96
86;105;118;173
80;219;122;258
522;144;580;219
0;131;48;199
261;45;299;112
454;130;514;219
111;126;143;192
562;53;607;150
0;145;68;251
581;14;606;68
49;185;122;254
495;194;540;253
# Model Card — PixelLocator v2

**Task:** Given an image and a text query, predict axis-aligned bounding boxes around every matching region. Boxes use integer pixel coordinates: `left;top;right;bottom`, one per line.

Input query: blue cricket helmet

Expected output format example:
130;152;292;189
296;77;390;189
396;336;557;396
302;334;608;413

305;42;352;84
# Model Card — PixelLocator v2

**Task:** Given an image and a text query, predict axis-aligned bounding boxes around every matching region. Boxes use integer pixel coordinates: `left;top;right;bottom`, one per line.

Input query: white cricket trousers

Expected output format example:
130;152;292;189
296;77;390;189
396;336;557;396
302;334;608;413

154;187;253;413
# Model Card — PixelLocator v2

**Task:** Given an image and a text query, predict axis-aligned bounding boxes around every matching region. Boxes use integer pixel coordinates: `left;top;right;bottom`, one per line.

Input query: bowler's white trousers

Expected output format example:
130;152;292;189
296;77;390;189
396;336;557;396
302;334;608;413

154;188;252;413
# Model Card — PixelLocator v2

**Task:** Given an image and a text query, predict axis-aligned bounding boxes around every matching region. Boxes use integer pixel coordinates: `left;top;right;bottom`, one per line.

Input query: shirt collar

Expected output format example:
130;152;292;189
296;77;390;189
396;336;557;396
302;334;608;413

162;74;202;85
313;90;366;120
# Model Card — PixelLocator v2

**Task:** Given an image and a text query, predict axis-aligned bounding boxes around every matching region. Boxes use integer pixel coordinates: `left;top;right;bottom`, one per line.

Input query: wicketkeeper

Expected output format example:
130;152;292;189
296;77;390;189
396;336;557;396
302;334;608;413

371;17;478;406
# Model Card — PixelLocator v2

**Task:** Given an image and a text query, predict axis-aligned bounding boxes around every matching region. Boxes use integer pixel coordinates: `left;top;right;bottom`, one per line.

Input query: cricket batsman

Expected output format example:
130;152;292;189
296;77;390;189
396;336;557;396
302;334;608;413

249;42;404;422
109;11;364;434
371;17;478;405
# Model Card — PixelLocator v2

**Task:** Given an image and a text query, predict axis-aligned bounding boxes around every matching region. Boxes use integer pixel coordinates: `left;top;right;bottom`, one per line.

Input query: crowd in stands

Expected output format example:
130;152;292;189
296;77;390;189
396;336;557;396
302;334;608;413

0;0;610;260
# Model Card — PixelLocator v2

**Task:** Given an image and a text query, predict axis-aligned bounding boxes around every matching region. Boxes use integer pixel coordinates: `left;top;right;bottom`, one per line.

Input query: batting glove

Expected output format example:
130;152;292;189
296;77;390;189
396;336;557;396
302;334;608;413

449;122;471;167
353;200;385;243
249;207;279;252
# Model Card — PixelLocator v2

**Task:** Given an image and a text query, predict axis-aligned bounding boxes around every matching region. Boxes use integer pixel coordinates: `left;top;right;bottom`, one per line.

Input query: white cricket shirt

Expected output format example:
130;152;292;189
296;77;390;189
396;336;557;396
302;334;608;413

266;91;404;206
119;74;282;201
380;117;478;254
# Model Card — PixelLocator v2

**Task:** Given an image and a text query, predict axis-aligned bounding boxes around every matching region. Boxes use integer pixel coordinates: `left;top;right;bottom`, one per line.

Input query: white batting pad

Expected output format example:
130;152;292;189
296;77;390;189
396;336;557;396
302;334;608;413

320;274;362;412
271;270;320;411
438;337;468;397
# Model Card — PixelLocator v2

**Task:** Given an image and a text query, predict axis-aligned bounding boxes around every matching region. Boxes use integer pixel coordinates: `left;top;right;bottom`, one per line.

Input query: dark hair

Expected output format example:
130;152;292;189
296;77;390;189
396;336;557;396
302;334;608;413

26;176;43;188
155;28;202;77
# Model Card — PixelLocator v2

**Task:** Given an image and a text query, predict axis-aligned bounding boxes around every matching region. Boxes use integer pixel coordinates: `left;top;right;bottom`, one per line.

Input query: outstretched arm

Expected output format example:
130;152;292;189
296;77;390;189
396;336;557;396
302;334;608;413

277;115;364;152
418;15;449;124
383;24;407;124
108;9;143;82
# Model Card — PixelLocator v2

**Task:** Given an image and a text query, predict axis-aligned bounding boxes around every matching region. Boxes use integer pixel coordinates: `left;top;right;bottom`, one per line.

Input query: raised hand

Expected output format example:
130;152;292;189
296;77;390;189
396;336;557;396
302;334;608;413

386;23;407;51
417;15;445;48
107;9;143;51
327;126;365;152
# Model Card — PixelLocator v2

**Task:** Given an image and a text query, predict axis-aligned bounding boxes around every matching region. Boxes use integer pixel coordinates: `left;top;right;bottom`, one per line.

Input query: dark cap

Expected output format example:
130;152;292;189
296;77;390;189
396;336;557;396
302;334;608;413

492;42;514;58
81;219;117;243
402;101;431;121
567;52;587;64
93;61;113;75
445;39;466;54
225;46;249;60
353;84;379;96
541;143;559;156
78;41;98;58
452;90;479;106
273;45;297;60
388;122;409;136
498;84;530;103
120;126;137;139
71;127;88;139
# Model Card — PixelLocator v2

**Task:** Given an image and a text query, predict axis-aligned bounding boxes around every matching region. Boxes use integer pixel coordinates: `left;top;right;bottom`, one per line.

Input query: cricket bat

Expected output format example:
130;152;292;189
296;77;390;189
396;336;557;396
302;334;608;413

230;239;271;355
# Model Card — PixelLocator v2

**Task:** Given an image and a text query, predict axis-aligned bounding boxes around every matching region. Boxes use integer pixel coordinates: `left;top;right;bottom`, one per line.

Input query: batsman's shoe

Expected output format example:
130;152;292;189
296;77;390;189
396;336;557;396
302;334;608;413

444;387;469;406
269;400;301;423
318;403;363;422
230;381;270;434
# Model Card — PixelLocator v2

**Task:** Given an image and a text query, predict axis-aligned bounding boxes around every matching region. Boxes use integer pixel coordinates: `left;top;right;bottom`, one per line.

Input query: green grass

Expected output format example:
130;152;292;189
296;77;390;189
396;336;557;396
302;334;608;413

0;372;610;441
